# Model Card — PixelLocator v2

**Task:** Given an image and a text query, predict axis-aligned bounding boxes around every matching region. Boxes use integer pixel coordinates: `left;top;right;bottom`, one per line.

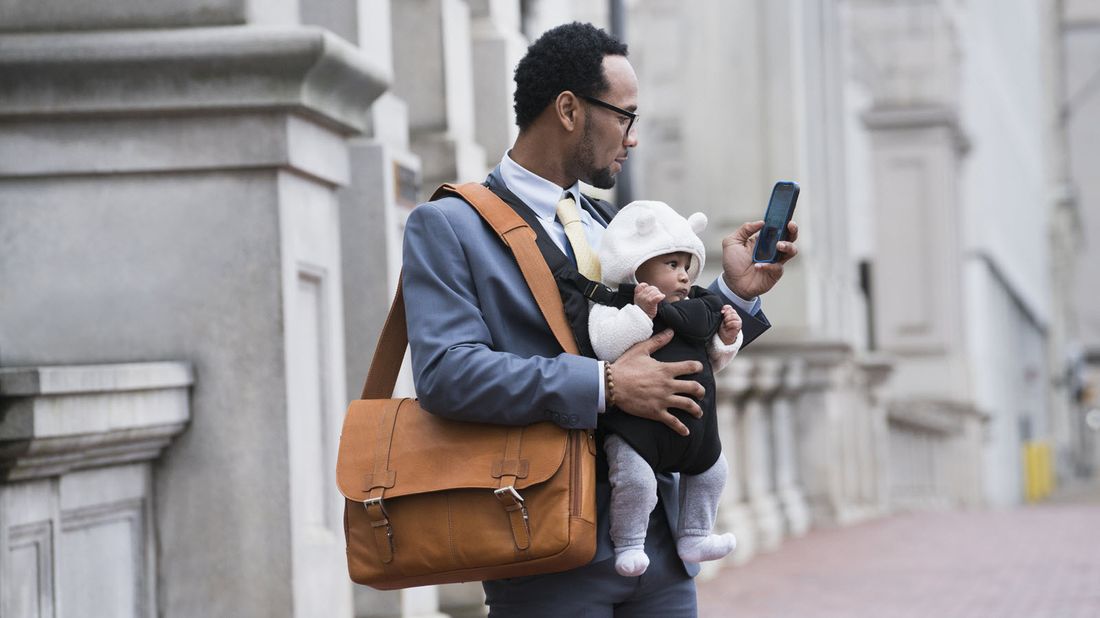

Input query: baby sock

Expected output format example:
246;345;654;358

614;546;650;577
676;533;737;563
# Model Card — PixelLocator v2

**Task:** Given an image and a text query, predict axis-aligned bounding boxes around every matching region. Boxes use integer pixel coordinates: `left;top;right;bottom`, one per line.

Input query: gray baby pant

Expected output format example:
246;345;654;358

604;433;728;551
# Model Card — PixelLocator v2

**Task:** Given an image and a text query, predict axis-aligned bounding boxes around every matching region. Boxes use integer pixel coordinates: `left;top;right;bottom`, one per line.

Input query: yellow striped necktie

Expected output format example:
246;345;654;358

555;195;601;282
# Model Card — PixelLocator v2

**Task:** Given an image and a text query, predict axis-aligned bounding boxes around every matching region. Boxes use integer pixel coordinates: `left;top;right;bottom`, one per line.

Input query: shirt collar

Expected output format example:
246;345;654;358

500;151;584;221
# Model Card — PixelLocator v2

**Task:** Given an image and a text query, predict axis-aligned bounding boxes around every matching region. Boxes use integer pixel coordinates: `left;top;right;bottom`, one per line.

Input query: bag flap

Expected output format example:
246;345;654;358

337;398;570;502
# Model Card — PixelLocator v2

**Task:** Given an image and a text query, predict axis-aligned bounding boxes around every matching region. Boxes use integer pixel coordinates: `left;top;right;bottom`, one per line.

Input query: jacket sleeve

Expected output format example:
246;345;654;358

402;202;600;429
588;303;654;361
655;295;724;342
707;279;771;348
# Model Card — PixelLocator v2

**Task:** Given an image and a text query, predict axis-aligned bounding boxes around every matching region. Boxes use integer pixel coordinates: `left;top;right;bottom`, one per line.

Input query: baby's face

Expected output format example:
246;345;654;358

635;252;694;302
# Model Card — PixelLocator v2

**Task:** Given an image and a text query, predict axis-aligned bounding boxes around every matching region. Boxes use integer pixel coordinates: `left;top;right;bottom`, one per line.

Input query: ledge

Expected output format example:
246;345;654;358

746;338;853;364
0;25;391;134
0;362;194;396
861;104;971;154
0;362;193;481
887;398;989;435
861;105;958;130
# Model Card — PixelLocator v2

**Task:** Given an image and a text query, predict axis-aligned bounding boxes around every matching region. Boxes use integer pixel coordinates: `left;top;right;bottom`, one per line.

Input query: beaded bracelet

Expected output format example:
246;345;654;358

604;361;616;408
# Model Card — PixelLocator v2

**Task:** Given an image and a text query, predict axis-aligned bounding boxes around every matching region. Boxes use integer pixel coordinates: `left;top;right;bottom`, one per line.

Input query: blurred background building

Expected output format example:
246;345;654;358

1;0;1097;617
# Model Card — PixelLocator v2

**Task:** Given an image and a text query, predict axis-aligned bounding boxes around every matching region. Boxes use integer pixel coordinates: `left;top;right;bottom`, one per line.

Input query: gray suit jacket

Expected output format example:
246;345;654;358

402;167;770;567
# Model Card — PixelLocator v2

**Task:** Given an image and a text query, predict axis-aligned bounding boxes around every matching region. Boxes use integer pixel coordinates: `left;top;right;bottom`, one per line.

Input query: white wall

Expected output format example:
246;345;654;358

956;0;1053;505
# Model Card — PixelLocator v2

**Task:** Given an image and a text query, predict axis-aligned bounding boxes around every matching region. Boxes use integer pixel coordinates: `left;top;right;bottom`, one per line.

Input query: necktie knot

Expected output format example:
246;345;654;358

555;196;581;226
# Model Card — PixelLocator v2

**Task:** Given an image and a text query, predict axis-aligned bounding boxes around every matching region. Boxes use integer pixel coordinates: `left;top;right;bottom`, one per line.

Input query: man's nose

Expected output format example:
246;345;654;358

623;125;638;147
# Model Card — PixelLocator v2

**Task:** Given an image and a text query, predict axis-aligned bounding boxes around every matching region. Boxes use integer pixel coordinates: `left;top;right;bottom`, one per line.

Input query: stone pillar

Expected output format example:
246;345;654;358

745;358;785;551
339;0;421;406
846;3;971;402
835;365;866;522
791;342;852;526
773;358;811;537
0;22;388;617
715;358;757;566
392;0;488;197
0;363;192;618
469;0;527;165
860;356;894;515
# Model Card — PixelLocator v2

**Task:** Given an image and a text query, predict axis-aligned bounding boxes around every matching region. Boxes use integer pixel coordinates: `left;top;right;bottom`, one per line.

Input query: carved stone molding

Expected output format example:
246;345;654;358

886;398;989;435
0;362;193;482
0;26;391;134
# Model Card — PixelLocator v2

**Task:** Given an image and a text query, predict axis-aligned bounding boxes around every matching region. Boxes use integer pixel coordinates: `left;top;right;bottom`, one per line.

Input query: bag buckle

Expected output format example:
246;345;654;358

494;485;531;550
494;485;529;523
364;497;395;557
364;495;389;515
494;485;524;506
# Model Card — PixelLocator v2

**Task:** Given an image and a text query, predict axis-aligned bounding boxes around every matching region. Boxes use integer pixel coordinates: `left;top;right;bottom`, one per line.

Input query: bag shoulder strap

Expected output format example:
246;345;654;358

361;182;580;399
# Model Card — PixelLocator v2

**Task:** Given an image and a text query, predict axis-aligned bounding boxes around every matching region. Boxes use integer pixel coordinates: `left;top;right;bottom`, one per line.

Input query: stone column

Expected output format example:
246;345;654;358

392;0;488;197
745;358;785;551
0;363;192;618
773;358;811;537
715;358;757;566
468;0;527;165
860;356;894;516
0;23;388;617
791;342;852;526
835;364;866;522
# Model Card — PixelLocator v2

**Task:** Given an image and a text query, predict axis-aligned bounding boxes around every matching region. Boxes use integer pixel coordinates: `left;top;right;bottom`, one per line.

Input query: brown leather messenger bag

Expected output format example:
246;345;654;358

336;182;598;590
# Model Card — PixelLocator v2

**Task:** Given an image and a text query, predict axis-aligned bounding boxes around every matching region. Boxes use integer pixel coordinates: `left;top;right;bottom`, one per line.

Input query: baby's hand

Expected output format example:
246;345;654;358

634;283;665;319
718;305;742;345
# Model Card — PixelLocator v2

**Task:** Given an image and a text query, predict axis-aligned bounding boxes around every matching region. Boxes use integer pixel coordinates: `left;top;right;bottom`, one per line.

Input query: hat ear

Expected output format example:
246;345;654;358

635;211;657;236
688;212;708;235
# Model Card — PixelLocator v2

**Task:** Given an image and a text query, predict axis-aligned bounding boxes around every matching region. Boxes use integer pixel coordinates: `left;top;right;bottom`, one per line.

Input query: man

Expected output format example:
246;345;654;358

402;22;798;617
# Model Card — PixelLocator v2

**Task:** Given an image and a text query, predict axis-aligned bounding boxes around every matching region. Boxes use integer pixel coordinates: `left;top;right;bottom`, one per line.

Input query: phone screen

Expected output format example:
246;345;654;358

753;182;799;263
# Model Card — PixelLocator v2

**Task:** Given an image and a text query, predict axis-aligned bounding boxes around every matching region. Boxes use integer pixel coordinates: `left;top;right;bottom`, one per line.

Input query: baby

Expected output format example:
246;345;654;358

589;200;742;577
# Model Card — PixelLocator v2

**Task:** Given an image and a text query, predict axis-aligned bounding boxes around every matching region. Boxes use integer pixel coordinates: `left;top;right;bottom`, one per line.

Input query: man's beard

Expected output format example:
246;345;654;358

579;120;617;190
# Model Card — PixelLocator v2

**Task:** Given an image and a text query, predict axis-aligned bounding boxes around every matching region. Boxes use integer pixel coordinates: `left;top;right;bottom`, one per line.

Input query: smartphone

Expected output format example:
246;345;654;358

752;181;800;263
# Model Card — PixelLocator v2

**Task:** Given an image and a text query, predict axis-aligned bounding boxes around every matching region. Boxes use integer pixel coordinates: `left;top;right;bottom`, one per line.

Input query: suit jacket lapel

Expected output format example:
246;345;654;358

578;194;616;227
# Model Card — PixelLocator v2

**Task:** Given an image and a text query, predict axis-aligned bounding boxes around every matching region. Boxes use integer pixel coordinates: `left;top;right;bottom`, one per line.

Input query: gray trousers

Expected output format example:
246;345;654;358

604;434;728;551
482;503;696;617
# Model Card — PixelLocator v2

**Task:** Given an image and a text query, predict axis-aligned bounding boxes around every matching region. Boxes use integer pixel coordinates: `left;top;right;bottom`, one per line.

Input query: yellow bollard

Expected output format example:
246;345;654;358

1022;441;1056;502
1023;442;1038;503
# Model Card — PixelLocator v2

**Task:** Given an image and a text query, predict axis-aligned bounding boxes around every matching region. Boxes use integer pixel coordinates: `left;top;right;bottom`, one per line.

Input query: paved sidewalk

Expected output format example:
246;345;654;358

698;488;1100;618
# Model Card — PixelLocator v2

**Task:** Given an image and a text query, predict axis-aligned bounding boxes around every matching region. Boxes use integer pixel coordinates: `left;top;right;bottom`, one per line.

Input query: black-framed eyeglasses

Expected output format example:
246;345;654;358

579;94;638;135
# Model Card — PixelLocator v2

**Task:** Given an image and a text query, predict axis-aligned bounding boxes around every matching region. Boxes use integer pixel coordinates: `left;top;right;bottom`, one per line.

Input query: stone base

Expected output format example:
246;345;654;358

719;501;757;565
750;494;786;552
778;486;811;537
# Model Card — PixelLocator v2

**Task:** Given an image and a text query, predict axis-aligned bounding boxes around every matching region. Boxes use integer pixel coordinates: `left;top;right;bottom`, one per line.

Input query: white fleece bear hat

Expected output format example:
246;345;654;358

598;200;708;287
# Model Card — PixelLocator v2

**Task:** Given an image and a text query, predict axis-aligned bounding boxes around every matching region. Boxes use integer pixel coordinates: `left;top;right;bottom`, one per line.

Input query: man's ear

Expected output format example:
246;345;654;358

555;91;581;132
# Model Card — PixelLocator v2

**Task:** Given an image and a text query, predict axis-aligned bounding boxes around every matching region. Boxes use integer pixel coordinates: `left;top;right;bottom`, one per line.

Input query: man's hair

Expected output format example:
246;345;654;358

513;22;628;131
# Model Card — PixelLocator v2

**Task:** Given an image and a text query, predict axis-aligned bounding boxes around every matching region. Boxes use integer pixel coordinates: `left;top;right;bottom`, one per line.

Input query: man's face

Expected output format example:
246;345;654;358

573;55;639;189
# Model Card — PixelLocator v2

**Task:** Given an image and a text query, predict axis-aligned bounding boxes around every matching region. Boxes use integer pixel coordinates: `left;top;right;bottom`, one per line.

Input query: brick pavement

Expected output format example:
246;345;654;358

697;489;1100;618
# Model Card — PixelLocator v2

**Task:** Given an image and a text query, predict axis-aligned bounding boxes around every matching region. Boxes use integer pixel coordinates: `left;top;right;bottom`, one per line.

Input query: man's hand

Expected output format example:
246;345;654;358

609;330;705;436
721;220;799;299
718;305;742;345
633;282;665;319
